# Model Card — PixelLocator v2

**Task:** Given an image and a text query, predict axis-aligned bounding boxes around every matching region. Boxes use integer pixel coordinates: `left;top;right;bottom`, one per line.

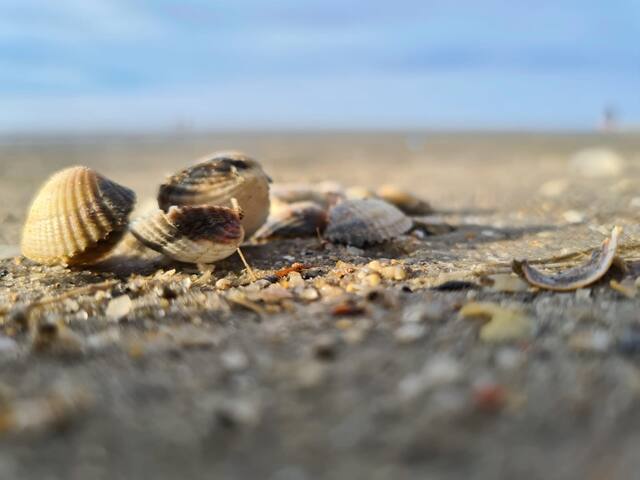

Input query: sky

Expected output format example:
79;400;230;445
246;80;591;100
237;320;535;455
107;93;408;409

1;0;639;133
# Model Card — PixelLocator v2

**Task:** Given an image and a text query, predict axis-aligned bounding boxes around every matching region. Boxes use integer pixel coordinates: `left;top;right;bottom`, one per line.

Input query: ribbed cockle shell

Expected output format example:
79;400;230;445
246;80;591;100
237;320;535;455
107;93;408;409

325;199;412;247
130;205;244;264
157;151;270;237
21;166;136;266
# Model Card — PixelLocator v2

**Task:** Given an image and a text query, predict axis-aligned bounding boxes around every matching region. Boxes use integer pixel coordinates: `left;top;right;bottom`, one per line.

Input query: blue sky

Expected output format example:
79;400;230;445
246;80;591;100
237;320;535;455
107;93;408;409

1;0;639;132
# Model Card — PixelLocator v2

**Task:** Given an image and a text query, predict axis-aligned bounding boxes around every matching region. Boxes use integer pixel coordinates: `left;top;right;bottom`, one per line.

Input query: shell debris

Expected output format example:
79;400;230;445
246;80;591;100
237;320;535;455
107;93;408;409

512;226;622;291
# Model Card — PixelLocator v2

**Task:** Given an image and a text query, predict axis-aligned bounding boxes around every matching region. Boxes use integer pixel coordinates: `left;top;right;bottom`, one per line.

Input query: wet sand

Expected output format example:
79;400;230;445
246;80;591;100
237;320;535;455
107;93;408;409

2;131;640;479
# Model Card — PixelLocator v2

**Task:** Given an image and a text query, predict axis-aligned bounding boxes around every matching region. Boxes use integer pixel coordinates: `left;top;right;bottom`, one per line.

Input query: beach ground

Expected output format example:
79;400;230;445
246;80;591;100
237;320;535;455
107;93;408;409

2;131;640;479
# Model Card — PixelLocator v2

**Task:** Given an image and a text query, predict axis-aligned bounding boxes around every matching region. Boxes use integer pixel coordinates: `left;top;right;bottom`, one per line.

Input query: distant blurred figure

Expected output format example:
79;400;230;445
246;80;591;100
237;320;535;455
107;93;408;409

600;104;618;131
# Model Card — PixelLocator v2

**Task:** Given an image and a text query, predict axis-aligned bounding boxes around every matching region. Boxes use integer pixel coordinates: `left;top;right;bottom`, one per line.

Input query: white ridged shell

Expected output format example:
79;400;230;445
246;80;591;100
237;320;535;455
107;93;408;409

325;199;412;247
21;166;135;265
130;205;244;264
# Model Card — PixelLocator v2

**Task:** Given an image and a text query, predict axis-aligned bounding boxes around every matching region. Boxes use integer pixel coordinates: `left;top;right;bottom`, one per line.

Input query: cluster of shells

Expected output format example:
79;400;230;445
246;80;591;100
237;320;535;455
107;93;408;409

21;150;430;267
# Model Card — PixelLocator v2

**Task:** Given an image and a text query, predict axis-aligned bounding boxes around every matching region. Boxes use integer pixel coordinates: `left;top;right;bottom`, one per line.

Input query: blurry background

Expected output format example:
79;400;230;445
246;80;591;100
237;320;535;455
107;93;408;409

1;0;639;133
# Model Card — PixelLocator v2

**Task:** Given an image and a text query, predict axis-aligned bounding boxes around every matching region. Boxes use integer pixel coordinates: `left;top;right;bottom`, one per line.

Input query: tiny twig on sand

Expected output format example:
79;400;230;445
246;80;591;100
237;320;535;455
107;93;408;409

236;247;257;282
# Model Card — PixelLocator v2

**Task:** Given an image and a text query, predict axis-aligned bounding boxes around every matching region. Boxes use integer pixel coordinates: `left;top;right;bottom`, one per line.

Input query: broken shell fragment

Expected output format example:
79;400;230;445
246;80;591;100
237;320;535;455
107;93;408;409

158;151;270;237
255;201;328;239
21;166;136;266
375;184;433;215
325;199;412;247
512;226;621;291
130;205;244;264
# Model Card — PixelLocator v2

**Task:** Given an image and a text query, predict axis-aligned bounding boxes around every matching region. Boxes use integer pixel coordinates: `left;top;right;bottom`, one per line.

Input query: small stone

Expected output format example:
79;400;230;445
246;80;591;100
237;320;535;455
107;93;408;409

486;274;529;293
287;271;305;289
221;349;249;372
365;273;381;287
398;354;463;401
380;265;407;281
367;260;383;272
562;210;585;224
105;295;132;322
86;328;121;352
568;329;612;353
394;324;426;343
299;288;319;301
260;284;293;303
402;302;446;323
460;302;533;343
319;285;344;299
215;278;233;290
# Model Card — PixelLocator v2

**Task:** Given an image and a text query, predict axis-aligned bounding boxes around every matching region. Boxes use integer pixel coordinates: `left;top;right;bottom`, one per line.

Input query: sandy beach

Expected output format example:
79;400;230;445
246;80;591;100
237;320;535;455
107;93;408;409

2;131;640;479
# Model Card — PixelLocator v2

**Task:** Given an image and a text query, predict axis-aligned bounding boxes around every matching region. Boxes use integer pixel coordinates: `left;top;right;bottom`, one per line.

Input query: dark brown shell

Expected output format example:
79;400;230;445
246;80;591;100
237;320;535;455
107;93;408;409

325;199;412;247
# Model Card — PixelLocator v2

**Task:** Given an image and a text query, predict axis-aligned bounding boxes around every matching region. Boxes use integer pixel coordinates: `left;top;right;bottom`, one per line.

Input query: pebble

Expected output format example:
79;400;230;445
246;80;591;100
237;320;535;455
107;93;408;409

260;284;293;303
380;265;407;281
221;349;249;372
394;324;426;343
562;210;586;224
215;278;233;290
105;295;132;322
494;347;525;371
398;354;463;401
568;329;612;353
365;273;381;287
299;288;320;301
402;302;446;323
486;274;529;293
460;302;533;343
287;271;305;289
86;328;121;352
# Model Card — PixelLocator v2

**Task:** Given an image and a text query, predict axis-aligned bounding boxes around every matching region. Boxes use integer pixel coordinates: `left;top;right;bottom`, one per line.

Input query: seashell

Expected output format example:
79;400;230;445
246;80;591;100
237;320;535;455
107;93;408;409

21;166;136;266
325;199;412;247
158;151;270;237
512;226;621;291
130;205;244;264
255;201;328;239
375;184;433;215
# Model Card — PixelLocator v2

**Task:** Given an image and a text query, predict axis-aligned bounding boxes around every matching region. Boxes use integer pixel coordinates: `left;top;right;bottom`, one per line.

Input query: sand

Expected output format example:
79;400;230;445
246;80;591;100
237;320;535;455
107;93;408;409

1;131;640;479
